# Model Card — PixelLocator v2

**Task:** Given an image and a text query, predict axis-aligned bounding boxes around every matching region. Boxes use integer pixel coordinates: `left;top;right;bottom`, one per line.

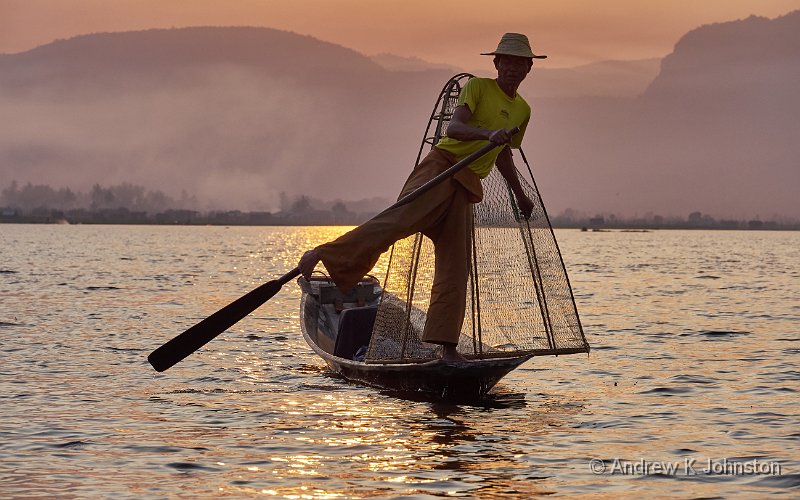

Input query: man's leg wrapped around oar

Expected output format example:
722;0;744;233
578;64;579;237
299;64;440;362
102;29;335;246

299;147;483;351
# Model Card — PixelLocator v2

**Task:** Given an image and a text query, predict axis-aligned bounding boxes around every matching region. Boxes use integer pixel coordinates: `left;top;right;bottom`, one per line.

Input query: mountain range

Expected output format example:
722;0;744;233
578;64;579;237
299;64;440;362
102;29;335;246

1;12;798;219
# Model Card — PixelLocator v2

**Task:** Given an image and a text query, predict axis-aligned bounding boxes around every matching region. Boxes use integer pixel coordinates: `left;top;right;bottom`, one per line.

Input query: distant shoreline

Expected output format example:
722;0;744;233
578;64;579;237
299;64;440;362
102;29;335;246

2;215;797;231
3;200;797;230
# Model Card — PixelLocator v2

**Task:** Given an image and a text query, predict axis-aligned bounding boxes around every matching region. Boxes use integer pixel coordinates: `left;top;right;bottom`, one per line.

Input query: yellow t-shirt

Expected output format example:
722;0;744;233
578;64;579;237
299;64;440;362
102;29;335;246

435;77;530;178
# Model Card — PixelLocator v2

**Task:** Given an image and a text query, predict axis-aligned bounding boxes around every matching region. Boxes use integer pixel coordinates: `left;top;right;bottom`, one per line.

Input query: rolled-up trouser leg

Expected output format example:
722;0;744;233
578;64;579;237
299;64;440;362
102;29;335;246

420;186;473;345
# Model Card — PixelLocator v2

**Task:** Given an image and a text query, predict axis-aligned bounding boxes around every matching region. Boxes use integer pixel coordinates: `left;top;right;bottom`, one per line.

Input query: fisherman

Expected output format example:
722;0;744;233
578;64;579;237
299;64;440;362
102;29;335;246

299;33;543;362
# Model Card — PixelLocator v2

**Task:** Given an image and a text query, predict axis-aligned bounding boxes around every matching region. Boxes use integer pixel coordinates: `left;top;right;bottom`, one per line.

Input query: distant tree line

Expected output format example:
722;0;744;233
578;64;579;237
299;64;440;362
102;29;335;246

551;210;800;231
0;181;376;226
1;181;191;213
2;181;798;229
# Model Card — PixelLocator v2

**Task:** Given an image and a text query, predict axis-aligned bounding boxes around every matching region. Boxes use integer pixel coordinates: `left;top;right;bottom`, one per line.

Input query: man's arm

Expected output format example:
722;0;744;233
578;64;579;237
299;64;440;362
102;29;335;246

495;147;534;219
445;105;515;145
446;104;534;219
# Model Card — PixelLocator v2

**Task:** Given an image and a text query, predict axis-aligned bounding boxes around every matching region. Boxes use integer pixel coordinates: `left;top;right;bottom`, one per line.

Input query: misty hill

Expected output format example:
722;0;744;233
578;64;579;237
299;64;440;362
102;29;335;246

644;12;799;102
529;10;800;219
0;27;383;88
0;27;451;211
524;58;661;98
373;54;662;98
1;19;798;219
369;53;462;73
633;11;800;218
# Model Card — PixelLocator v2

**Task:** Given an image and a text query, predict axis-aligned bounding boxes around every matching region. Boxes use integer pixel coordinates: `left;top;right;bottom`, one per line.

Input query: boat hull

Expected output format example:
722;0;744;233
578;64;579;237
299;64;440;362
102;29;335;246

300;316;531;400
298;276;534;400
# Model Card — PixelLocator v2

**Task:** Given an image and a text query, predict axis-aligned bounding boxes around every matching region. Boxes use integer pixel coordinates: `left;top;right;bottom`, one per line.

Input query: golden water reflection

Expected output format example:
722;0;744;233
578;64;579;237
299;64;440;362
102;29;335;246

209;383;587;499
3;226;798;498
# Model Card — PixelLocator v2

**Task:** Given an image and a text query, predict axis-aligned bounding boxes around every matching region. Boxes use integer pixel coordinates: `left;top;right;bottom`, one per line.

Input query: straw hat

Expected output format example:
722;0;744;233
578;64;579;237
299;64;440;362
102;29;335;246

481;33;547;59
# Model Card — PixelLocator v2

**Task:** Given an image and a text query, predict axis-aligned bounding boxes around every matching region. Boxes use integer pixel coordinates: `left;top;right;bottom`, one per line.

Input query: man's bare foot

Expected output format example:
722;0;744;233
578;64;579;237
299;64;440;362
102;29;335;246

441;344;468;363
298;248;321;280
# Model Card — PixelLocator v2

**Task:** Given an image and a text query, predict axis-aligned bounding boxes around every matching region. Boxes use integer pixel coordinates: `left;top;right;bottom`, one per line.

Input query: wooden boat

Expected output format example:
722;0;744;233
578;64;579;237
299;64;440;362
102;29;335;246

298;275;532;400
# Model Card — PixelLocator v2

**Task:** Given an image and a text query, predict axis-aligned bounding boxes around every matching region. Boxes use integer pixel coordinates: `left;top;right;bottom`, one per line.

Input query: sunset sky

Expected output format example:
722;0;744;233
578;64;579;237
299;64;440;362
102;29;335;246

2;0;799;68
1;1;799;219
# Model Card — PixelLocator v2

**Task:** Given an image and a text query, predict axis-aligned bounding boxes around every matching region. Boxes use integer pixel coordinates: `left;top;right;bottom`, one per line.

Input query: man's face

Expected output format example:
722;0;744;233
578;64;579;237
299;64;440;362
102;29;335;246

495;55;533;87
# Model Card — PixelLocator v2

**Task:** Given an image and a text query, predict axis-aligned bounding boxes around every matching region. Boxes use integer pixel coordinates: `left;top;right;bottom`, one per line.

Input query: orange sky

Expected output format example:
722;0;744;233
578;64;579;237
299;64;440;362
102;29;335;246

2;0;800;67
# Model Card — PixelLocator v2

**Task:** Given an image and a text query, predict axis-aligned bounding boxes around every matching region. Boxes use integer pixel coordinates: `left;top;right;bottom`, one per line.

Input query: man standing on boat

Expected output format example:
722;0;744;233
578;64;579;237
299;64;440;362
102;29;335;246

299;33;543;362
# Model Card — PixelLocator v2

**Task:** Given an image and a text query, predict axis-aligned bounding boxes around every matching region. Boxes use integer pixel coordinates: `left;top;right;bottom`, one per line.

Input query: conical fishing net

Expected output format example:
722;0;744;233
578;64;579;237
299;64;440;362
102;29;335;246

365;74;589;363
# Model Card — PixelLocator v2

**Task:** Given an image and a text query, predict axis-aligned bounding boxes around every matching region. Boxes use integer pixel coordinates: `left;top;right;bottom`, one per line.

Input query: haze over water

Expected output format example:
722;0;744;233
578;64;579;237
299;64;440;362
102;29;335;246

1;225;798;498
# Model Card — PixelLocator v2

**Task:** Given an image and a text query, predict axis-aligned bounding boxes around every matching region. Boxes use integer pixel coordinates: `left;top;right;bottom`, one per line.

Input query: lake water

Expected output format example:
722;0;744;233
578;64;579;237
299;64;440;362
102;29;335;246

1;224;798;498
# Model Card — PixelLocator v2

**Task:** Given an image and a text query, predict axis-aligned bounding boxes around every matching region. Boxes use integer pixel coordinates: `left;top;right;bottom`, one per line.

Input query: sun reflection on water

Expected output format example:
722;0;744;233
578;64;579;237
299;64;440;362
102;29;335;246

3;226;798;498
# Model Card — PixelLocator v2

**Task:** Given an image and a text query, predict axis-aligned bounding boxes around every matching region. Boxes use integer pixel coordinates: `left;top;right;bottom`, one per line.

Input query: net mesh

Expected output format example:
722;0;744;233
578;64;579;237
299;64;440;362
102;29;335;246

365;74;588;363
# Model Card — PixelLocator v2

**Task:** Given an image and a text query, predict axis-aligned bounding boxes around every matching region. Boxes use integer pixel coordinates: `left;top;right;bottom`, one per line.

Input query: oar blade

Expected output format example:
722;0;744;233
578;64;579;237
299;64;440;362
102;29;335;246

148;279;284;372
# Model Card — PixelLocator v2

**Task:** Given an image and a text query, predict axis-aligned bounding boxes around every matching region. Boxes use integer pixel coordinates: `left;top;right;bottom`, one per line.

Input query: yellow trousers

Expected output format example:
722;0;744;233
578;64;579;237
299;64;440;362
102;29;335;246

316;148;483;345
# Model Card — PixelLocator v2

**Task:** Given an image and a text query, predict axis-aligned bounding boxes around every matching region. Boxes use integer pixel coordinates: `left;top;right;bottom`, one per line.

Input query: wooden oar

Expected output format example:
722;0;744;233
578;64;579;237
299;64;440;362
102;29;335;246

148;269;300;372
386;127;518;211
148;129;517;372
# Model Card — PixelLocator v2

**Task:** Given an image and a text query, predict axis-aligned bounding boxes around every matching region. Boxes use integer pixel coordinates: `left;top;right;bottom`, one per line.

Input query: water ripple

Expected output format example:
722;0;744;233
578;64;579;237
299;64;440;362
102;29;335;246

2;226;797;498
